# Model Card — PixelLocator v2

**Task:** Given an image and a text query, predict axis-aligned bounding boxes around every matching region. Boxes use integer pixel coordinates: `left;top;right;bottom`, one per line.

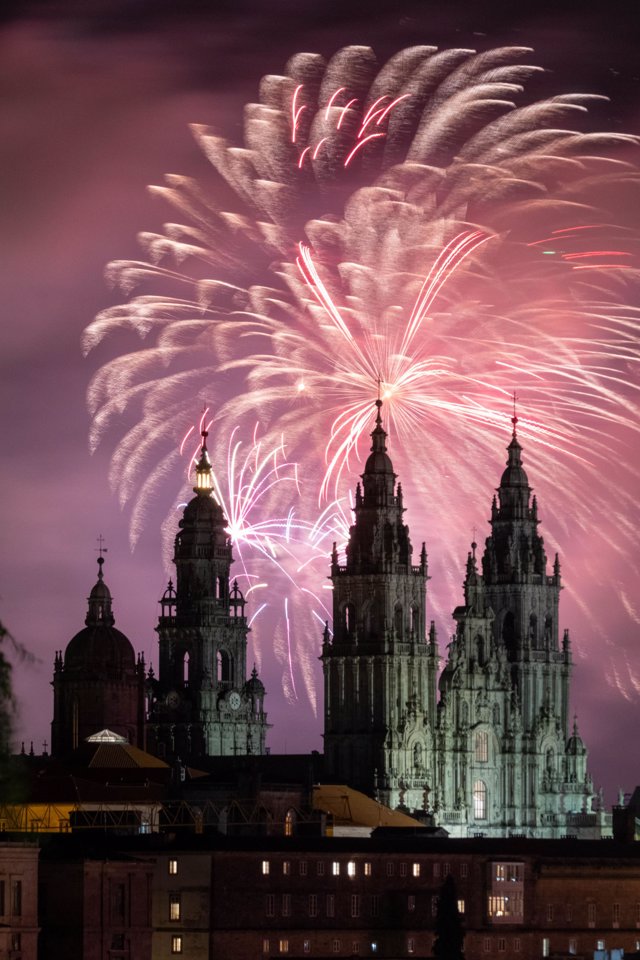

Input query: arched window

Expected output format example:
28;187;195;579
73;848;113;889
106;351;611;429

473;780;487;820
409;605;419;636
394;604;403;640
217;650;233;684
475;731;489;763
183;652;190;686
502;611;516;655
343;603;356;638
529;613;538;647
284;809;295;837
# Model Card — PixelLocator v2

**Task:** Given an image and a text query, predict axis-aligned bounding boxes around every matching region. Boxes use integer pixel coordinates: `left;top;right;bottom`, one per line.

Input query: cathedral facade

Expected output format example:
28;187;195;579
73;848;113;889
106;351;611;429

323;403;596;838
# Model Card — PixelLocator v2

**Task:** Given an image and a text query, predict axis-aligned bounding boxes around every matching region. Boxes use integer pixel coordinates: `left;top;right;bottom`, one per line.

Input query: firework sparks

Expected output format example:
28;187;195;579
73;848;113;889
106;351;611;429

84;44;640;721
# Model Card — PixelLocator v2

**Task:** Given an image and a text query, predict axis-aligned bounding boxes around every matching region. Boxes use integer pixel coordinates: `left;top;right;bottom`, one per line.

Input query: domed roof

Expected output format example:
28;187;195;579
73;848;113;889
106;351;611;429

245;665;265;697
363;399;395;477
566;718;586;756
63;557;136;678
500;435;529;488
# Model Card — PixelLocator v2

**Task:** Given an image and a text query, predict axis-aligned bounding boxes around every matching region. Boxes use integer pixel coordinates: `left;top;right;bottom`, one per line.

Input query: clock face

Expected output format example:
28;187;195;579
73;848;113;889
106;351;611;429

166;690;180;709
228;691;241;711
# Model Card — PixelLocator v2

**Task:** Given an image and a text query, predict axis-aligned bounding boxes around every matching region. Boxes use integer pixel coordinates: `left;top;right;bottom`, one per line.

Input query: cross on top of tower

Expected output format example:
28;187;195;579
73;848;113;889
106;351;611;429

511;390;519;436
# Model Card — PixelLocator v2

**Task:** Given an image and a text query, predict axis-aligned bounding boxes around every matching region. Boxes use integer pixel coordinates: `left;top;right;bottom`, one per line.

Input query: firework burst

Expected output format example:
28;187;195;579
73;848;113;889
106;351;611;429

84;45;640;721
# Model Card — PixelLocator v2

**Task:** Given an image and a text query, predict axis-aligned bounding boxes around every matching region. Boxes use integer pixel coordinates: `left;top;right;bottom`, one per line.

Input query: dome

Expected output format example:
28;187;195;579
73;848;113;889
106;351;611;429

364;448;394;475
566;720;586;756
181;491;225;525
500;436;529;488
63;556;136;678
245;665;265;697
64;623;136;678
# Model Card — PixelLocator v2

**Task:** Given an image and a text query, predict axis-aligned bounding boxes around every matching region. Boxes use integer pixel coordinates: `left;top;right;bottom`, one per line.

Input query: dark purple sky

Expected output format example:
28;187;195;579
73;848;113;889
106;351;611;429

1;1;639;797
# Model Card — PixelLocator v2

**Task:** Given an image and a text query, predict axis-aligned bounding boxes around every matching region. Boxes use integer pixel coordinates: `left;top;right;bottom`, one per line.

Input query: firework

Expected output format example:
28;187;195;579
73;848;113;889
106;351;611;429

84;45;640;722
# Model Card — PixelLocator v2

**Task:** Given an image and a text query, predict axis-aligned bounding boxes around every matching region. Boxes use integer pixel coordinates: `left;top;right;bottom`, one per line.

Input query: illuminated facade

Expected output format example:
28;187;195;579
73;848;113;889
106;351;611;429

146;428;269;761
323;403;597;837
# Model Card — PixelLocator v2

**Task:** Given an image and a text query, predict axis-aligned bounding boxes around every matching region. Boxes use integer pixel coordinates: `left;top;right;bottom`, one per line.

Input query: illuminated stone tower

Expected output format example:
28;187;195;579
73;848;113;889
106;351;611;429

147;427;269;761
322;401;439;810
436;415;594;837
51;553;145;757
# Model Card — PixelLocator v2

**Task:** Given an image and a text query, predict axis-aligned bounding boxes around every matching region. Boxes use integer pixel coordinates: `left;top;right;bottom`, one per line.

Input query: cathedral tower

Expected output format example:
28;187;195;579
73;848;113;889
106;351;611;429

322;401;439;809
147;427;269;761
51;553;145;757
436;415;594;836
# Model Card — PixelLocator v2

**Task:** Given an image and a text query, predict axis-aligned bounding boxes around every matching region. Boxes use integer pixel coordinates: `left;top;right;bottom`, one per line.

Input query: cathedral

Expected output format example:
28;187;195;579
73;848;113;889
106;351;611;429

51;402;596;837
323;400;594;837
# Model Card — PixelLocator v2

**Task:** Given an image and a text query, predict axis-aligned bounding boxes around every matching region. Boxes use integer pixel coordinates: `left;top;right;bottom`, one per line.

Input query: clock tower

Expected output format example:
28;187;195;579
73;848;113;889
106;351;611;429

147;427;269;761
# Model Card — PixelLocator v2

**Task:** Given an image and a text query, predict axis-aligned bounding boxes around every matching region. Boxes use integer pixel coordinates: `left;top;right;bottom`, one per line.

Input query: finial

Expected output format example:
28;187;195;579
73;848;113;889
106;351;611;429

95;534;107;579
199;405;209;448
375;396;383;426
511;390;518;436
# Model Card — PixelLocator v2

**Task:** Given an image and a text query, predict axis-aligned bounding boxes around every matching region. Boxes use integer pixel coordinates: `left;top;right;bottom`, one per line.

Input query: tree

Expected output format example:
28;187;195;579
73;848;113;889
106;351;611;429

433;874;465;960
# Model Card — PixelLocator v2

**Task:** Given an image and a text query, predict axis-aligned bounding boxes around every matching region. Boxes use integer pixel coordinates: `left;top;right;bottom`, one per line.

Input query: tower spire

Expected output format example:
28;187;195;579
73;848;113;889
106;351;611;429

194;417;213;494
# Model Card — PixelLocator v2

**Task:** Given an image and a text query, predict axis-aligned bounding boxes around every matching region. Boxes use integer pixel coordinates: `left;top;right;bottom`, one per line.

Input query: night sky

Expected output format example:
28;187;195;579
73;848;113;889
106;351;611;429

1;0;639;799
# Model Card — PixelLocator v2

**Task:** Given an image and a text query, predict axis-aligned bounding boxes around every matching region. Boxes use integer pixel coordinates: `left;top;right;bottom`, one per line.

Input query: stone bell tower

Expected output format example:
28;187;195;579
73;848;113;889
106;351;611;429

322;400;439;810
147;426;269;761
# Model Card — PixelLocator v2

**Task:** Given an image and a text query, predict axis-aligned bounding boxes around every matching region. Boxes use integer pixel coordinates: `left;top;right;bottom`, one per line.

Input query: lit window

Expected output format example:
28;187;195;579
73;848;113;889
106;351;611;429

266;894;275;917
168;859;178;875
169;895;181;922
542;937;550;957
347;861;356;877
283;861;291;876
475;730;489;762
332;940;341;953
279;939;289;954
309;894;318;917
547;904;554;922
457;900;465;914
408;895;416;911
282;894;291;917
569;939;577;955
412;863;420;877
326;894;335;917
263;940;270;955
596;941;605;951
303;941;311;954
460;863;468;879
284;810;295;837
407;939;415;955
371;943;378;954
498;938;506;952
473;780;487;819
171;936;183;955
364;862;372;877
332;861;340;876
300;861;308;876
262;860;270;876
351;894;360;918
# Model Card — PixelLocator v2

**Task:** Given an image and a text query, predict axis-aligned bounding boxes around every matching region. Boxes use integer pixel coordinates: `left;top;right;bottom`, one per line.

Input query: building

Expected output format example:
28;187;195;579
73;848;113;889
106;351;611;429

146;426;269;762
0;841;39;960
51;553;146;757
323;402;597;837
